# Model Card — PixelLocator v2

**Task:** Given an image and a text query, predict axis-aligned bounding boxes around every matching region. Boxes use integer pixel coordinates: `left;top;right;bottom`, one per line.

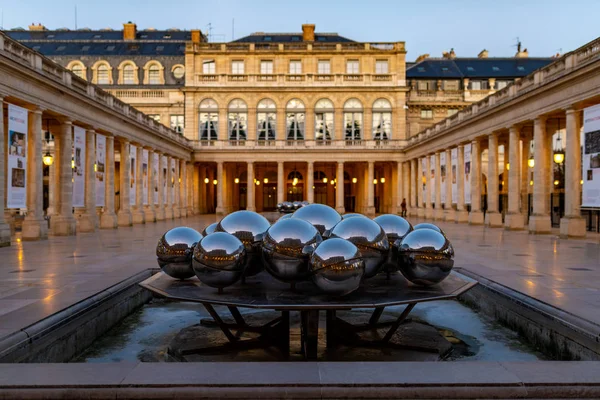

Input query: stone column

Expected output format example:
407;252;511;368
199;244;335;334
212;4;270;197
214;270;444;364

409;159;417;216
218;109;228;141
187;163;194;216
155;154;165;220
560;108;586;237
395;162;403;215
277;161;284;204
247;162;255;211
179;160;187;218
173;159;181;218
417;158;424;218
100;135;118;228
132;145;145;224
424;156;432;219
144;149;156;223
0;95;10;246
485;133;502;227
164;156;174;219
444;149;455;221
529;116;551;233
366;161;375;216
434;152;443;220
469;139;484;224
216;161;225;216
456;145;468;223
307;161;314;203
403;162;410;216
51;119;77;235
22;107;48;240
77;129;97;232
117;140;132;227
505;126;524;229
336;161;345;213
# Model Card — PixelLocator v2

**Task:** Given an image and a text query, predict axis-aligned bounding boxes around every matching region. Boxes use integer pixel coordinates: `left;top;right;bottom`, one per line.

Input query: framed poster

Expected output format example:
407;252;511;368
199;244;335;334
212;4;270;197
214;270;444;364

583;104;600;207
130;145;136;206
464;143;472;204
430;155;436;203
95;134;106;207
7;104;28;209
153;153;159;205
440;152;447;204
142;149;149;205
72;126;85;207
451;148;458;204
421;158;426;204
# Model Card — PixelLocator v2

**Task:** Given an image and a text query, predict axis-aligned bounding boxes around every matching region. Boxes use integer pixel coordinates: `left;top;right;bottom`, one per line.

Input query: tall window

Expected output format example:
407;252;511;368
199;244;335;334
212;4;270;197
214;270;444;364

260;60;273;74
315;98;334;142
148;114;161;122
203;60;215;74
496;80;510;89
443;80;460;91
420;109;433;119
71;64;85;79
346;60;359;74
228;99;247;141
343;99;363;141
123;64;135;84
286;99;305;141
257;99;276;141
289;60;302;74
97;64;110;84
372;99;392;140
148;64;160;84
375;60;388;74
170;115;184;133
417;80;433;91
469;80;489;90
318;60;331;74
199;99;218;141
231;60;244;74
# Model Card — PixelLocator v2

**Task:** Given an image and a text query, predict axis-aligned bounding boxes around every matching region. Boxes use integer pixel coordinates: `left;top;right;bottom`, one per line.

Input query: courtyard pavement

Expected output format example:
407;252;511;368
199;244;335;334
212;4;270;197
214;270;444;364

0;213;598;344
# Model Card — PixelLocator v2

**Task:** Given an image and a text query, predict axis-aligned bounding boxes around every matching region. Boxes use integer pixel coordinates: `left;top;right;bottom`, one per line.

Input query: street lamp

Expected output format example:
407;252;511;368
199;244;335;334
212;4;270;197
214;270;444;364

380;177;385;183
553;126;565;165
352;177;357;183
42;152;54;166
263;178;268;184
373;178;377;185
528;141;535;168
234;178;239;184
506;163;510;171
212;179;218;185
204;177;209;184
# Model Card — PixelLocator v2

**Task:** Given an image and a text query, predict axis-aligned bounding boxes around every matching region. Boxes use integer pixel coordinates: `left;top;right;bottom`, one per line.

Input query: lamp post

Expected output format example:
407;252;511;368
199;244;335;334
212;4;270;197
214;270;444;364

42;120;54;166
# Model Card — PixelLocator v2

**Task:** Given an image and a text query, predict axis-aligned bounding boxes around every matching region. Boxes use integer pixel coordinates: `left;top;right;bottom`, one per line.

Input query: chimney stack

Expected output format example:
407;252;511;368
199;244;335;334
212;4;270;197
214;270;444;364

442;48;456;59
478;49;488;58
302;24;315;42
415;53;430;63
191;29;203;44
515;48;529;58
28;23;46;31
123;21;137;41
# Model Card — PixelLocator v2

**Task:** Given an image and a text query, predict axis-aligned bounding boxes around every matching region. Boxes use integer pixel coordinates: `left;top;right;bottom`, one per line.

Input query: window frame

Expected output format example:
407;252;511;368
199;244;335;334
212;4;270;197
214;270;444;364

169;115;184;133
202;59;216;74
260;60;274;74
346;59;360;74
231;60;245;74
420;109;433;120
317;60;331;74
289;60;302;74
375;59;389;74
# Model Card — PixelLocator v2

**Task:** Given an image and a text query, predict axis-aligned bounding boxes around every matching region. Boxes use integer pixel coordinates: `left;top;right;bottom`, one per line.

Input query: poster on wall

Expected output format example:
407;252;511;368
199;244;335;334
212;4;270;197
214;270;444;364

6;104;28;209
162;155;167;201
421;158;426;203
440;152;447;204
451;148;458;204
153;153;159;205
583;104;600;207
430;155;436;203
130;145;137;206
95;135;106;207
464;143;472;204
171;158;176;201
72;127;86;207
142;149;149;205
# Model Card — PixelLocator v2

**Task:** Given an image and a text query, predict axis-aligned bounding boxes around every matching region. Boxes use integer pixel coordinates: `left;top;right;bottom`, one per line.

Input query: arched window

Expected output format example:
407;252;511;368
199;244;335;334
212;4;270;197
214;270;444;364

288;170;303;182
257;99;276;141
286;99;305;141
148;64;161;84
199;99;218;141
97;64;110;85
228;99;247;141
343;98;363;141
123;63;136;84
69;62;85;79
372;99;392;140
315;98;334;142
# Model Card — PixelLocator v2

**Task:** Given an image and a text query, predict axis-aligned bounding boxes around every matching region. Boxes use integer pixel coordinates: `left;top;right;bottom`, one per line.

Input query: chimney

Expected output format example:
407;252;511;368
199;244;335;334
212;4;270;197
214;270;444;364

478;49;488;58
415;53;430;63
123;21;137;41
515;48;529;58
28;23;46;31
191;29;203;44
442;48;456;59
302;24;315;42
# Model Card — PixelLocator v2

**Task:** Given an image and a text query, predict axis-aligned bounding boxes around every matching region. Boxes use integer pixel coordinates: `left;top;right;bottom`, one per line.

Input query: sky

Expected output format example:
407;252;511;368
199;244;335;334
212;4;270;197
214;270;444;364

1;0;598;60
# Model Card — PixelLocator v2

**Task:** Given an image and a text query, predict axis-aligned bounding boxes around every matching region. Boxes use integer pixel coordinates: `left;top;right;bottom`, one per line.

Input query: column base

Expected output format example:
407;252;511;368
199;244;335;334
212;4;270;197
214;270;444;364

246;206;256;212
484;211;503;228
0;222;10;247
179;207;187;218
165;207;174;220
144;207;156;223
76;214;97;233
455;210;469;223
364;206;375;217
504;212;524;230
22;218;49;240
468;211;484;225
424;208;433;219
216;207;226;217
174;207;181;219
51;215;77;236
559;216;586;238
336;206;346;214
132;209;146;224
417;208;425;218
100;212;118;229
528;214;552;234
156;207;165;221
187;206;194;216
444;209;456;222
434;208;444;220
117;210;133;227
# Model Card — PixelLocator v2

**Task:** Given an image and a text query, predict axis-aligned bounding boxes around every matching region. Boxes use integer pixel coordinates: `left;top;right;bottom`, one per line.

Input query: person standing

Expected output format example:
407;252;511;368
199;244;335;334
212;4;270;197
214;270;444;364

401;198;407;217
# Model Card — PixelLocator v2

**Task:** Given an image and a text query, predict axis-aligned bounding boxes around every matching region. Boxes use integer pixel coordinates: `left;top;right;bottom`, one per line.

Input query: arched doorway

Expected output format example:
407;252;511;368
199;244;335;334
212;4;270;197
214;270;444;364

343;171;355;212
314;171;328;204
287;170;303;201
237;171;247;210
262;170;278;211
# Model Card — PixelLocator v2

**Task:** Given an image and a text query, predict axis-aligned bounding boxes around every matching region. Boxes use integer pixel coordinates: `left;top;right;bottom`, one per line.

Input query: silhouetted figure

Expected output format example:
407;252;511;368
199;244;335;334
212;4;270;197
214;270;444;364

401;198;407;217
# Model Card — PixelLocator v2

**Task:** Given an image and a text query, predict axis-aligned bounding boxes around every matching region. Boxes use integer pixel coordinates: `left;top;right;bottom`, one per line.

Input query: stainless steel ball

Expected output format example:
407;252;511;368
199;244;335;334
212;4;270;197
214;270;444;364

291;203;342;236
192;232;246;289
342;213;368;220
329;217;389;278
310;238;365;296
292;201;302;210
395;229;454;286
374;214;413;273
413;223;443;234
277;213;293;221
216;210;271;277
262;218;322;282
202;222;218;236
156;227;203;280
283;202;295;213
276;203;283;212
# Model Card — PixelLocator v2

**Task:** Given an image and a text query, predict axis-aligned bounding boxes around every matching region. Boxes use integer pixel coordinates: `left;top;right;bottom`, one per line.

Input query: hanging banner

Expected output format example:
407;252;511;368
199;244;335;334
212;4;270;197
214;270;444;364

451;148;458;204
7;104;28;209
421;158;426;204
162;155;167;201
464;143;472;204
430;155;436;203
130;145;137;206
583;104;600;207
440;152;447;204
72;126;85;207
142;149;149;205
171;158;176;201
95;135;106;207
153;153;159;205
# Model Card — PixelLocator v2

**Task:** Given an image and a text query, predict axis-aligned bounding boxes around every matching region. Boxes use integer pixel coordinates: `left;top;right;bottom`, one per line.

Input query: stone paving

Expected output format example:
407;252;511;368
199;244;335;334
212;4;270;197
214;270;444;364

0;214;598;344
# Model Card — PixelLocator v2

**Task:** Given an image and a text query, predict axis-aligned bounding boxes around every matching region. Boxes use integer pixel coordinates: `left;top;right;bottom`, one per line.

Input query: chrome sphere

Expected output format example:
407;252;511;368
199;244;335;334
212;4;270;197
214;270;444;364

374;214;413;273
192;232;246;289
342;213;368;220
291;203;342;236
216;210;271;276
282;202;295;213
156;227;203;280
276;203;283;212
395;229;454;286
330;217;389;278
413;223;443;234
202;222;218;236
277;213;293;221
292;201;302;210
310;238;365;296
262;218;322;282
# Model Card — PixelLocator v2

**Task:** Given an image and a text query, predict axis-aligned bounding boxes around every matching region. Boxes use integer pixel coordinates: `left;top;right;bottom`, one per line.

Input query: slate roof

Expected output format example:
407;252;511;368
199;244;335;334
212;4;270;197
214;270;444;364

406;58;554;79
232;33;354;43
5;29;192;41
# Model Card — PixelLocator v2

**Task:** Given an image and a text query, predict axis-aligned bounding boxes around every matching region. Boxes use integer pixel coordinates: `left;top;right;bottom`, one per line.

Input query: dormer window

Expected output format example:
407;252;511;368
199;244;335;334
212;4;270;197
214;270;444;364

317;36;326;41
417;67;425;72
82;45;90;51
163;34;171;39
57;45;66;51
291;36;300;42
517;66;525;71
106;45;115;51
33;46;40;51
492;66;500;71
441;67;449;71
47;34;55;38
156;45;164;51
264;36;272;41
93;34;102;39
467;66;475;71
140;34;148;39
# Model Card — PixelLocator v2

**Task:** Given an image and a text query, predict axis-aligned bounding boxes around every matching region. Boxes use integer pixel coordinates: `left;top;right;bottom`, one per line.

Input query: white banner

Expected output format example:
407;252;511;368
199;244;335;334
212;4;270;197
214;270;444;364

171;159;176;201
451;148;458;204
464;143;472;204
153;153;159;205
583;104;600;207
421;158;426;203
142;149;149;205
162;155;167;201
95;134;106;207
440;152;447;204
7;104;28;209
72;126;85;207
430;155;436;203
130;145;136;206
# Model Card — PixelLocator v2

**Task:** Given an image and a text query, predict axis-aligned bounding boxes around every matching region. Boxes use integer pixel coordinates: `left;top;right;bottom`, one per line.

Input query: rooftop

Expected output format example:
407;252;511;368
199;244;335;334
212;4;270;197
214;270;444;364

406;57;554;79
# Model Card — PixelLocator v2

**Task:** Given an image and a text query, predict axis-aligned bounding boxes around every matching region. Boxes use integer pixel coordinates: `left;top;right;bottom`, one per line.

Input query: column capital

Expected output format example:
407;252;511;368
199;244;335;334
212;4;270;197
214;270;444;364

534;115;548;125
564;107;581;116
85;128;96;134
56;117;73;125
31;106;45;115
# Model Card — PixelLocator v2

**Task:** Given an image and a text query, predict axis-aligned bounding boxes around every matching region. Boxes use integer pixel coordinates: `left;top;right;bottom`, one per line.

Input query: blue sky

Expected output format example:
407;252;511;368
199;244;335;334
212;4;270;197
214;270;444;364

1;0;598;60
